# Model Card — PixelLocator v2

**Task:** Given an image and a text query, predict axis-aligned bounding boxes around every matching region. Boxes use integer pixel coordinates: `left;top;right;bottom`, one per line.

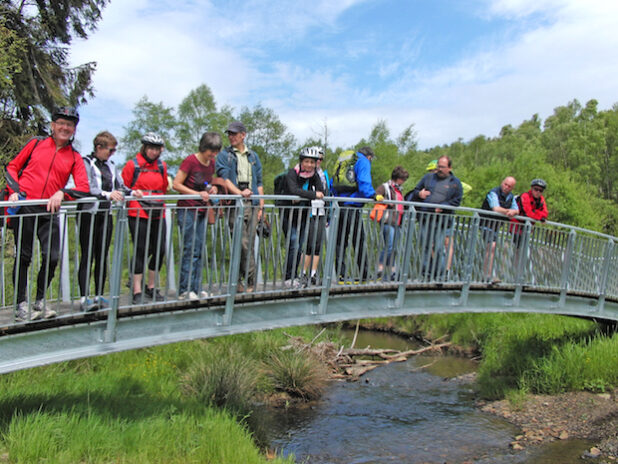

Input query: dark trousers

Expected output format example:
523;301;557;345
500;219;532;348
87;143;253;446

11;206;60;303
128;216;166;274
335;207;367;280
78;211;113;297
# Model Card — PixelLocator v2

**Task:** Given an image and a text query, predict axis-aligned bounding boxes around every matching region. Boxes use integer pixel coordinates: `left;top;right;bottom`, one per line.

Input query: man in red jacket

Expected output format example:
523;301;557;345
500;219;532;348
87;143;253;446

6;106;90;322
517;179;548;222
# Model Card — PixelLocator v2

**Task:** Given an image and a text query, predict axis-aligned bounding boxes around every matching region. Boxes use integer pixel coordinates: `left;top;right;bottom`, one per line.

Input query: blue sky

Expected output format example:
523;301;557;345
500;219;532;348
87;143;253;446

70;0;618;160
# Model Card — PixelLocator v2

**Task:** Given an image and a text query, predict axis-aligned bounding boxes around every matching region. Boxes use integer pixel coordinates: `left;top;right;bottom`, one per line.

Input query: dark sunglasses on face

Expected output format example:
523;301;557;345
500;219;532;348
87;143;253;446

532;187;544;192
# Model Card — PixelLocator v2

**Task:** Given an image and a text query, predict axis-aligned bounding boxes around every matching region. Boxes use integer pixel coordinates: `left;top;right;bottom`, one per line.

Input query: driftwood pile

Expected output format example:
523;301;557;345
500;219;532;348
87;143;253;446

283;328;451;381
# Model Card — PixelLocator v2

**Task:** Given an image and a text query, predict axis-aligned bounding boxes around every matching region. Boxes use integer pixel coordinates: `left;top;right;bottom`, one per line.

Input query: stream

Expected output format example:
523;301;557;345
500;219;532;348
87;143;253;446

262;330;594;463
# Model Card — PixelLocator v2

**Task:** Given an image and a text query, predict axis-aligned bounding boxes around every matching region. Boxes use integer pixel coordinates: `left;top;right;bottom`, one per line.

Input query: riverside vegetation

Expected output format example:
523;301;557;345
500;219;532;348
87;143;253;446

0;313;615;462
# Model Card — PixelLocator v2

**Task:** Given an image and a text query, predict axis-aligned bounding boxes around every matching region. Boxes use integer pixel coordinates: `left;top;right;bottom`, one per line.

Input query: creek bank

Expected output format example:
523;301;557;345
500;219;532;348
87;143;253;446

479;390;618;461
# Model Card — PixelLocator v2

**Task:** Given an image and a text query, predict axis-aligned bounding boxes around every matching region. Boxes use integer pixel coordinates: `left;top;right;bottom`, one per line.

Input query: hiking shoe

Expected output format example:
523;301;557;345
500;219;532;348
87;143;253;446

145;287;164;302
132;292;143;305
310;275;319;286
299;274;309;288
80;297;99;312
94;296;110;309
34;300;57;319
15;301;41;322
178;291;198;301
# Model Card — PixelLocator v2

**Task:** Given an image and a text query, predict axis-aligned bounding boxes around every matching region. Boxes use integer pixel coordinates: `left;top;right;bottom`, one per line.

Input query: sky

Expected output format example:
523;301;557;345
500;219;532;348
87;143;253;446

70;0;618;160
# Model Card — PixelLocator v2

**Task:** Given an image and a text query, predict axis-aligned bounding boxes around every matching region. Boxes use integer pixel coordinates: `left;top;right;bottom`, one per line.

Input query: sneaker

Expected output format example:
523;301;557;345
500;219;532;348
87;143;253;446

283;279;294;288
34;300;57;319
310;274;319;286
80;297;98;312
94;296;110;309
376;270;384;281
132;292;143;305
299;274;309;288
145;287;164;302
198;291;210;299
16;301;41;322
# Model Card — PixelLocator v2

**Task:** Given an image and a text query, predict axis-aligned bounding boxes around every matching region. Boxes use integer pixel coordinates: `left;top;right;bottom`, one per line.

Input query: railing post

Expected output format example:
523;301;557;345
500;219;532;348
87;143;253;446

513;220;532;306
558;229;576;308
459;213;479;306
318;201;340;315
595;238;614;314
223;199;245;326
105;204;128;343
395;206;416;308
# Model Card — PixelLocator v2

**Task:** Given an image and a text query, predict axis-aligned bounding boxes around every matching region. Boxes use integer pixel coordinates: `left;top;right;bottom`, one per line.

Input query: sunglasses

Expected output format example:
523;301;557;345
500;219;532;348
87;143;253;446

532;187;544;192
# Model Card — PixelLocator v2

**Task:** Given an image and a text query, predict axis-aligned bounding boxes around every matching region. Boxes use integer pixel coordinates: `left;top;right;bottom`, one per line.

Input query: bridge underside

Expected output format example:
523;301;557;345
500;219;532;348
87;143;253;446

1;285;615;374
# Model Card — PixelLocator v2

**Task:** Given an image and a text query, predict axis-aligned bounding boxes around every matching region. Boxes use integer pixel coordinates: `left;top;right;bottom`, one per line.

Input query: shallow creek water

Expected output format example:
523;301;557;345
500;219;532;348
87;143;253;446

263;330;594;463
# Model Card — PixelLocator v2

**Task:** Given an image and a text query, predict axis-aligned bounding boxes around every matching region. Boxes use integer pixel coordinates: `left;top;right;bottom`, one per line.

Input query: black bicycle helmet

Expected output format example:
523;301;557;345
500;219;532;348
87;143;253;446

52;106;80;124
531;178;547;189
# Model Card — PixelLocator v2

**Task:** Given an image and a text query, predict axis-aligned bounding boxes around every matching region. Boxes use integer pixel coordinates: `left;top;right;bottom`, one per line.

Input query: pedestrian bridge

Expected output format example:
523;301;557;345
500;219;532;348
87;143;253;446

0;195;616;374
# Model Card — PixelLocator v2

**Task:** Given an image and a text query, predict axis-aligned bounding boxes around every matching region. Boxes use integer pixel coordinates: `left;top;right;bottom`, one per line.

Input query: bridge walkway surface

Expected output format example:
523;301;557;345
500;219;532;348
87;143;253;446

0;194;615;373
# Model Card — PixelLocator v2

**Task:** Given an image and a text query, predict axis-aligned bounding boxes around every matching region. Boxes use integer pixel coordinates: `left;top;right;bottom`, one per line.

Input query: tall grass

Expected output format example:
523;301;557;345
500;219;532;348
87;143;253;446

262;348;329;400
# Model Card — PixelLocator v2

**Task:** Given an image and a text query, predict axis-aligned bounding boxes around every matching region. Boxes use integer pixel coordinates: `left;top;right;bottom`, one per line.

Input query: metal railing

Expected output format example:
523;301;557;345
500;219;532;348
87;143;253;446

0;194;616;330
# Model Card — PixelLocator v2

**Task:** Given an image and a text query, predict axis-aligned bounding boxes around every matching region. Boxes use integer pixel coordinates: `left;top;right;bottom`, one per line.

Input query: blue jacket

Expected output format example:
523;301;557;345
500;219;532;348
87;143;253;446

407;172;463;214
333;151;375;206
215;146;263;206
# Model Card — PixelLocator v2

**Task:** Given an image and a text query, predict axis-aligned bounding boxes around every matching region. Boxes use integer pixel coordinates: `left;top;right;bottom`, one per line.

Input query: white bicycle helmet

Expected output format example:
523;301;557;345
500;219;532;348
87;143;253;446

141;132;165;146
531;178;547;189
299;146;321;160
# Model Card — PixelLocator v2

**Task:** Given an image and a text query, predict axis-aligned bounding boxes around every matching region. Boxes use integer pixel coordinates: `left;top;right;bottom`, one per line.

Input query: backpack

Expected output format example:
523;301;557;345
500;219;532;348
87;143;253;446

332;150;357;194
273;171;287;195
2;137;45;226
129;157;166;188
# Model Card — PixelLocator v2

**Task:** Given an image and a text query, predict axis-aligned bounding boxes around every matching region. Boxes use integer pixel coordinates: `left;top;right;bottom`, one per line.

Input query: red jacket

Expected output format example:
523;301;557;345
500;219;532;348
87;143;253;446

121;152;168;219
7;137;89;200
517;190;548;222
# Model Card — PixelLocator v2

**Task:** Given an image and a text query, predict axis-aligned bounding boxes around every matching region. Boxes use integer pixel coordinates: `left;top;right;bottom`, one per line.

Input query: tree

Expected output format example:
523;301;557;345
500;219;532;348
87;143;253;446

121;97;178;164
176;84;233;155
0;0;108;167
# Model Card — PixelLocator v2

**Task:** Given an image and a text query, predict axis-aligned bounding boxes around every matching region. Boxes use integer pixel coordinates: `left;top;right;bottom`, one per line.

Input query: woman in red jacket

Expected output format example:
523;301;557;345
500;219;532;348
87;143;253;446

122;133;168;305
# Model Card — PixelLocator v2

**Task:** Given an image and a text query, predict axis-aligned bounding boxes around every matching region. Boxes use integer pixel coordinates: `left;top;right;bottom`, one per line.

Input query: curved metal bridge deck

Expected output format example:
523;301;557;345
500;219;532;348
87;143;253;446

0;195;616;374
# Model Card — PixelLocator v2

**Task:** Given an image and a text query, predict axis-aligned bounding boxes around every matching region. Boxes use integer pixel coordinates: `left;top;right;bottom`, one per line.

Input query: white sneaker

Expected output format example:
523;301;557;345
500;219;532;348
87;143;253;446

179;291;198;301
34;300;57;319
199;291;210;299
284;279;293;288
15;301;41;322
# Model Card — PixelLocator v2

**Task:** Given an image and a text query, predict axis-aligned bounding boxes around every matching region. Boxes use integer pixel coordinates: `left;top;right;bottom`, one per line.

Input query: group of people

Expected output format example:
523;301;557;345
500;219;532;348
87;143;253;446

5;106;549;322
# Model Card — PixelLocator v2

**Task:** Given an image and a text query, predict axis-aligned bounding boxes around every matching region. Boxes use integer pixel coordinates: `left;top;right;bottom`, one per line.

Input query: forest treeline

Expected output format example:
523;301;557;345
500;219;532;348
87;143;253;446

103;89;618;236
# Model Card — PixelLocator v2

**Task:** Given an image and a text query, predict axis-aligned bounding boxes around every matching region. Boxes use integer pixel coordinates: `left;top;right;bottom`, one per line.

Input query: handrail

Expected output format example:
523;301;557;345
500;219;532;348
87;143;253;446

0;194;615;331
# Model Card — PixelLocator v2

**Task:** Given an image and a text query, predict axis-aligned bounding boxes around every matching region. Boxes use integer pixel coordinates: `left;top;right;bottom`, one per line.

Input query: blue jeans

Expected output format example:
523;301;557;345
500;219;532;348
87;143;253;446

379;224;400;269
177;209;206;294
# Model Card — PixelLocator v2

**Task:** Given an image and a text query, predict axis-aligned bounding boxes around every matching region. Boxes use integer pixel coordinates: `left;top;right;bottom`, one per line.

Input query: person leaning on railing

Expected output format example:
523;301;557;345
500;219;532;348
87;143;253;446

172;132;221;301
78;131;141;312
6;107;91;322
215;121;264;293
479;176;518;283
406;155;463;279
374;166;409;282
281;147;326;288
121;132;169;305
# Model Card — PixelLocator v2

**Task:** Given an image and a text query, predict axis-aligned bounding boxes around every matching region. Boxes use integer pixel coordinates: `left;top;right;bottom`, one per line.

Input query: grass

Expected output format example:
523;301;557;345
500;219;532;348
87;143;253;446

0;326;342;462
262;348;329;400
